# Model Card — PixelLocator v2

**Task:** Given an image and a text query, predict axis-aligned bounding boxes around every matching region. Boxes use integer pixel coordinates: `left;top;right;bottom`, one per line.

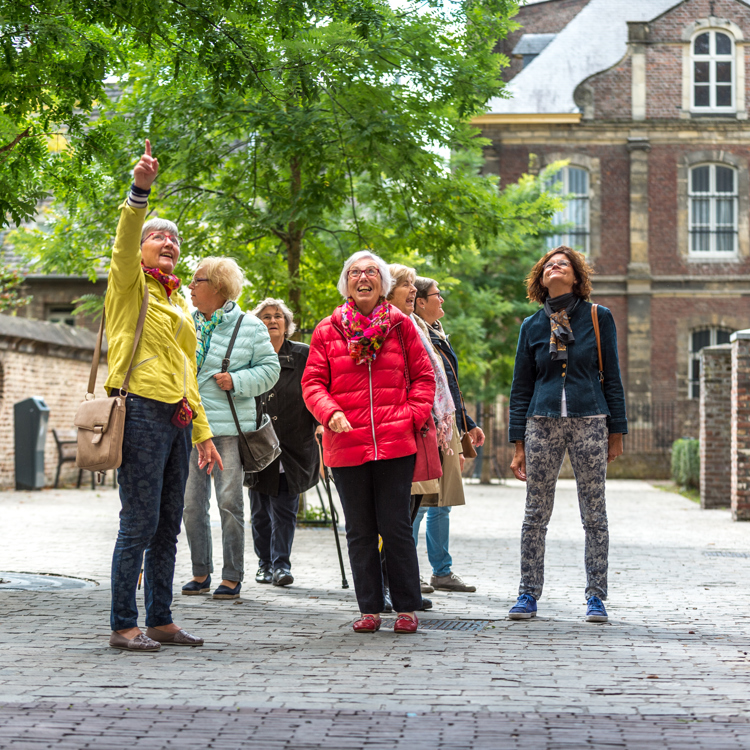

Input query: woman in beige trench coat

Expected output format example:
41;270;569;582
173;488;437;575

387;266;473;595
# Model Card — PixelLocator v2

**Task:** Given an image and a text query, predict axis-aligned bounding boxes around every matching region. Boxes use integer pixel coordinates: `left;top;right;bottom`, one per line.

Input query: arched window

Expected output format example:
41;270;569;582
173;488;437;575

546;166;590;254
692;30;734;112
689;327;732;399
689;164;738;255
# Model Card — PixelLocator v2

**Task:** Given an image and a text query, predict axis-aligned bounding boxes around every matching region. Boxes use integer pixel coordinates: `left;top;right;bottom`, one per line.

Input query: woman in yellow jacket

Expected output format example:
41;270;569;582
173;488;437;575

107;141;222;652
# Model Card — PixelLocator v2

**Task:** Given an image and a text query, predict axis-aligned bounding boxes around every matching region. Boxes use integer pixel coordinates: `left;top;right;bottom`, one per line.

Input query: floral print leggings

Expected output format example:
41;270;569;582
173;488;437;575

519;416;609;602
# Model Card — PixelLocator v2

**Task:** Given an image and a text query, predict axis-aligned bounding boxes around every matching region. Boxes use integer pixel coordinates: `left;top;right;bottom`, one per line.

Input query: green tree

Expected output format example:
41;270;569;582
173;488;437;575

11;0;523;330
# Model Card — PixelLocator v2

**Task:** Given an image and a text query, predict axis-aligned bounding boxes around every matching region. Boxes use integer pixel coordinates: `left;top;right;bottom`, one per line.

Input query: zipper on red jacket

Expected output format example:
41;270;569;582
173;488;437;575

368;361;378;460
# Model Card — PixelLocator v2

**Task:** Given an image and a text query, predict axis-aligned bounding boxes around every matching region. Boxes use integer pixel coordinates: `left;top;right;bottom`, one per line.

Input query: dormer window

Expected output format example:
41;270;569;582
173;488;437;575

692;30;735;112
512;33;556;70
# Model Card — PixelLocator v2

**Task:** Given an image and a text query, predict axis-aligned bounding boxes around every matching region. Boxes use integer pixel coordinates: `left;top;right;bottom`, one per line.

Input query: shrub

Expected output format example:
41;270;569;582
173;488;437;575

671;439;700;489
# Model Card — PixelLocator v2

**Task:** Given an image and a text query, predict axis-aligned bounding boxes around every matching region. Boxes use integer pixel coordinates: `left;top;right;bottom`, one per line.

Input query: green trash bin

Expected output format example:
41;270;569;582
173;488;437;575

14;397;50;490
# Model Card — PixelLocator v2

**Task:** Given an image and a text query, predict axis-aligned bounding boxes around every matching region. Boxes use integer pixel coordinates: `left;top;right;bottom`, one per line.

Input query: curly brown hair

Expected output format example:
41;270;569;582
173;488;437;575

526;246;594;303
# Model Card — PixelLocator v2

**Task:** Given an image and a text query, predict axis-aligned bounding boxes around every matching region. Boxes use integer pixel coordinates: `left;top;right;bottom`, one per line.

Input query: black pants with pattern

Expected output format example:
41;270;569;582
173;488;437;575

519;416;609;601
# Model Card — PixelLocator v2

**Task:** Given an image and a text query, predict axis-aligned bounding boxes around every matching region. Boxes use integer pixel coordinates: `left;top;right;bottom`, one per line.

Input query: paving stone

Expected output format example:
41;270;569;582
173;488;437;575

1;480;749;746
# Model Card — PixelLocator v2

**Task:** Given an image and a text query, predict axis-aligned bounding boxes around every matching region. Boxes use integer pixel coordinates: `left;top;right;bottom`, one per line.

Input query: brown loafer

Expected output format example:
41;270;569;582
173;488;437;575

109;631;161;652
145;627;204;646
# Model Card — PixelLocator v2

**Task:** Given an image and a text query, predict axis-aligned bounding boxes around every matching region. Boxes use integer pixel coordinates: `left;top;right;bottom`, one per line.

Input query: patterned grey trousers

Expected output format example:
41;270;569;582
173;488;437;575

519;416;609;601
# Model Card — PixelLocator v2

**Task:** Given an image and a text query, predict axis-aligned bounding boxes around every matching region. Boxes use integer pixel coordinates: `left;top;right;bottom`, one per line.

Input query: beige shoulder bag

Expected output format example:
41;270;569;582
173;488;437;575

74;285;150;475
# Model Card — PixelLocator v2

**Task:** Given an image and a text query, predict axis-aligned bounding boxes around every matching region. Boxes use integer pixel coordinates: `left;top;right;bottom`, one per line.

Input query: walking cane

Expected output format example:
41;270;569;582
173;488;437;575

317;434;349;589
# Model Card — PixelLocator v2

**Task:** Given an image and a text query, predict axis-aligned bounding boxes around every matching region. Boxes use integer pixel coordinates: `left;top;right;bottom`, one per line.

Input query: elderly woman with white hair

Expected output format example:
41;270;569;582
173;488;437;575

181;258;280;601
248;298;322;588
302;250;436;634
106;141;223;652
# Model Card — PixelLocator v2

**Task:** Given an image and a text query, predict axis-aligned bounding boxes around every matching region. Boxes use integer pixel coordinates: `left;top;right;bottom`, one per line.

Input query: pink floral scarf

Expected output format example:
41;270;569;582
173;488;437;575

340;296;391;365
142;264;181;297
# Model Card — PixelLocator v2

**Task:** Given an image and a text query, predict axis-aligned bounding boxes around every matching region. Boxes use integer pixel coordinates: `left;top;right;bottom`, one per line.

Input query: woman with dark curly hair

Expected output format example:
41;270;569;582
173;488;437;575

507;246;627;624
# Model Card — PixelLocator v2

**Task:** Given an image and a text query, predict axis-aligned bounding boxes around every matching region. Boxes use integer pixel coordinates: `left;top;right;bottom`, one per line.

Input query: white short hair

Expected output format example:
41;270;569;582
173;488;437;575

251;297;296;338
141;218;181;245
336;251;393;298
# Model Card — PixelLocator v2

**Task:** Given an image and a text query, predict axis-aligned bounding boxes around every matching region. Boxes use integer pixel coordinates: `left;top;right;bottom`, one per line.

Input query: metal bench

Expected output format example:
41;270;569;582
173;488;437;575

52;428;115;489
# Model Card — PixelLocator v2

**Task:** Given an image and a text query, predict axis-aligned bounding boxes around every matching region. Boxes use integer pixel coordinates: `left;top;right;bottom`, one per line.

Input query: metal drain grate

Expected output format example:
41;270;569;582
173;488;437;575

703;551;750;558
378;619;491;632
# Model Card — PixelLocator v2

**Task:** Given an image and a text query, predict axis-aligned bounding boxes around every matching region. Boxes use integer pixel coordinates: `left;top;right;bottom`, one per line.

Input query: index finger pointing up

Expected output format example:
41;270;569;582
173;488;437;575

145;139;151;157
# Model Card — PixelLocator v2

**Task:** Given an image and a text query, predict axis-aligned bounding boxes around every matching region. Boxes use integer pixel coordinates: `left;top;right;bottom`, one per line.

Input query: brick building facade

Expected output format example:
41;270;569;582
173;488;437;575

0;317;107;489
480;0;750;453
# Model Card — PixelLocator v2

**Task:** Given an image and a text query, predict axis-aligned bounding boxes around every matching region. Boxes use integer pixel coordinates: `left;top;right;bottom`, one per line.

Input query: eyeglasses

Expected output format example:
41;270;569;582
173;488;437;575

260;313;285;322
425;291;444;300
348;267;380;279
543;260;571;271
144;232;181;247
189;277;209;286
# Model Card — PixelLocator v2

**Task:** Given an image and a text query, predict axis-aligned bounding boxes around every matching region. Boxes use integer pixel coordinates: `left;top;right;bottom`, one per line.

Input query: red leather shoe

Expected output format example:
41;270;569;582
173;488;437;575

394;614;418;634
353;615;382;633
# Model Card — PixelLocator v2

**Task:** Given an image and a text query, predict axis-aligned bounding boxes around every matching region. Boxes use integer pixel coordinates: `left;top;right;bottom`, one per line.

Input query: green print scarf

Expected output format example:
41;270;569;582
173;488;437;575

195;308;225;373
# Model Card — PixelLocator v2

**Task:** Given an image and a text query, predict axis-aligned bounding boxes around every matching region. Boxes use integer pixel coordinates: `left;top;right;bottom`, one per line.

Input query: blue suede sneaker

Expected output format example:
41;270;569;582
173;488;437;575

508;593;537;620
586;596;608;622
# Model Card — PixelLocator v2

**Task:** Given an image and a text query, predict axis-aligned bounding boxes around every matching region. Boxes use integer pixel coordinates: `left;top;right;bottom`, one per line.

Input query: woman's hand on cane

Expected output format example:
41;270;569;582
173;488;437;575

511;441;527;482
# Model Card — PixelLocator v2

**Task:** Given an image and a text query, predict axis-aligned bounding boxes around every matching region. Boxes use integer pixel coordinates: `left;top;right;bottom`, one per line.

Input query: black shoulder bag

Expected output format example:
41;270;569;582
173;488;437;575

222;314;282;486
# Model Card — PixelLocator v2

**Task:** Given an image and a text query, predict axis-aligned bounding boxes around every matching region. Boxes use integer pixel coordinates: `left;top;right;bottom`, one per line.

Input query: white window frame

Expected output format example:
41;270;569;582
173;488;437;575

546;166;590;255
691;29;735;113
689;327;733;399
682;20;745;119
688;163;738;258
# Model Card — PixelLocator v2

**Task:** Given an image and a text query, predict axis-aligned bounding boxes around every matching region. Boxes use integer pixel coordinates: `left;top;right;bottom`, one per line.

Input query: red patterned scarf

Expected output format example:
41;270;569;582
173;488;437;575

340;297;391;365
142;264;181;297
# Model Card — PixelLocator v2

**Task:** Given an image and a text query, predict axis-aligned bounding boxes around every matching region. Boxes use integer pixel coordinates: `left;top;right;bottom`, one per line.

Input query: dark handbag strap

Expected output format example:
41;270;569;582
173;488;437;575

436;348;470;435
591;304;604;388
87;283;150;396
222;314;250;437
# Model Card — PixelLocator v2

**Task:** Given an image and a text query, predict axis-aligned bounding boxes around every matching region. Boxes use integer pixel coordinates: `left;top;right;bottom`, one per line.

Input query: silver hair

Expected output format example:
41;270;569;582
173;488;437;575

336;250;393;298
141;218;182;245
251;297;297;338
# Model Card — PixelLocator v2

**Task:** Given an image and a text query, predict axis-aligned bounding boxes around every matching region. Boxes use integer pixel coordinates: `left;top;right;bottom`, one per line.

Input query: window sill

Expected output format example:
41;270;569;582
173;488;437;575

687;253;740;262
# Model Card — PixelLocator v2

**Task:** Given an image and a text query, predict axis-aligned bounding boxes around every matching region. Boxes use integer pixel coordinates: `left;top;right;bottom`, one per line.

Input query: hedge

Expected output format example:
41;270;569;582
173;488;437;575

671;438;700;490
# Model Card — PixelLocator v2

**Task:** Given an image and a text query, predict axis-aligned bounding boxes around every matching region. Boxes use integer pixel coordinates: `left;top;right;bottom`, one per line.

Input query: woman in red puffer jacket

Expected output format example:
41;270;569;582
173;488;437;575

302;251;435;634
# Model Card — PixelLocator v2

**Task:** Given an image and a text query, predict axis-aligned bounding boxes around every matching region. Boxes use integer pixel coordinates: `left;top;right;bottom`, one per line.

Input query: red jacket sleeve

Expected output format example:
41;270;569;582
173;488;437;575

301;321;343;428
401;321;436;431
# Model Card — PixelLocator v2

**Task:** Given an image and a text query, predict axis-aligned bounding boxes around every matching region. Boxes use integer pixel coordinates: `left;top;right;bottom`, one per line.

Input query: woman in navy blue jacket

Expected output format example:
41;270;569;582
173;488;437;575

507;246;627;624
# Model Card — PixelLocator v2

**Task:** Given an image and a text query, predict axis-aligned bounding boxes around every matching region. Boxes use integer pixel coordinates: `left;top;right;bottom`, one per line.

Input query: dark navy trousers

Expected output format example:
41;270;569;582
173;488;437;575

110;394;192;631
249;473;299;572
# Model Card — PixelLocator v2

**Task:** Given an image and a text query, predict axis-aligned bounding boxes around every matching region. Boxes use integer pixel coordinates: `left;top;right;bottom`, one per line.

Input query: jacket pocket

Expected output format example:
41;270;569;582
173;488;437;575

131;354;158;371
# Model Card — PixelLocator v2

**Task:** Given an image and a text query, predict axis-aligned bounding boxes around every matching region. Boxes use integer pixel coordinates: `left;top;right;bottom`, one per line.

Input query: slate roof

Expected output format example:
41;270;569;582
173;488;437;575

486;0;680;115
0;315;103;352
512;33;557;56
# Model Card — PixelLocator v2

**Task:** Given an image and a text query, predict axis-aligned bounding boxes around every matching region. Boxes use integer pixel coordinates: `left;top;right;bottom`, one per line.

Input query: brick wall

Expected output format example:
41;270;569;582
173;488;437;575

586;56;632;121
0;330;107;489
731;331;750;520
699;344;732;508
496;141;631;276
648;144;750;276
496;0;591;82
648;0;750;119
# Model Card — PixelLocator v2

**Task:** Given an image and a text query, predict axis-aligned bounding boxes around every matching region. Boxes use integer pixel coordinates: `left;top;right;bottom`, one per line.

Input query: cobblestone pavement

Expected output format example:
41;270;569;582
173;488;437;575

1;478;749;748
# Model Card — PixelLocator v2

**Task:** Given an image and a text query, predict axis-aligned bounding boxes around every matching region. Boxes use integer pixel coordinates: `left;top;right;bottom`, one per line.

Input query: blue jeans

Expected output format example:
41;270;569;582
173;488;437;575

412;506;452;577
249;473;299;572
110;395;192;631
183;436;246;582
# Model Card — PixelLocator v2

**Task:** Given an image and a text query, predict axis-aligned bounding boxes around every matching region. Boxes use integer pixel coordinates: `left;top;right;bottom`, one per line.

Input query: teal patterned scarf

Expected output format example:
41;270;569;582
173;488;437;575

194;308;225;372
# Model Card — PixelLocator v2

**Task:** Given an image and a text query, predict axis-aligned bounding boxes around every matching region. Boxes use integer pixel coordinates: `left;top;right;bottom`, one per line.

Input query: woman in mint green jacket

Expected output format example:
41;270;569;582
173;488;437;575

182;256;280;601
